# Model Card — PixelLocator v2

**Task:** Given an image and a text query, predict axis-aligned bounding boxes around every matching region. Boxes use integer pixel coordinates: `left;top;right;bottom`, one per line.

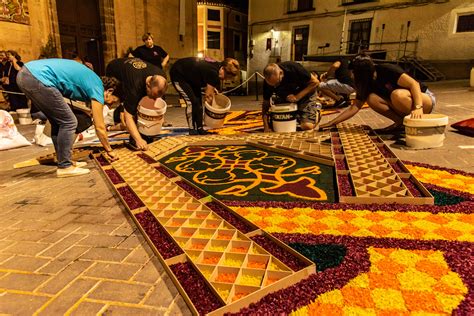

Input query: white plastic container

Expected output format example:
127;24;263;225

16;108;32;125
270;103;298;133
403;114;449;149
137;97;167;136
204;94;231;128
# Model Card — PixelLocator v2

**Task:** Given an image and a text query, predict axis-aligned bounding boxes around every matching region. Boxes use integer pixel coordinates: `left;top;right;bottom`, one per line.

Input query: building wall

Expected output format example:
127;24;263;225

0;0;197;64
248;0;474;79
0;0;56;61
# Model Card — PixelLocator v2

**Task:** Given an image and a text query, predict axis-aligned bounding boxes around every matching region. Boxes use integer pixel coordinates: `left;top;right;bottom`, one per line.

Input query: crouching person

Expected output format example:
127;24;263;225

262;62;320;132
17;59;120;177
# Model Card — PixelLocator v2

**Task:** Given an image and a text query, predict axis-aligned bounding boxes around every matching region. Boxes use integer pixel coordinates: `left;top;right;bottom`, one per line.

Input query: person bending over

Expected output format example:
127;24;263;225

170;57;240;135
16;59;120;177
318;58;355;108
106;57;168;150
319;54;435;131
262;62;320;132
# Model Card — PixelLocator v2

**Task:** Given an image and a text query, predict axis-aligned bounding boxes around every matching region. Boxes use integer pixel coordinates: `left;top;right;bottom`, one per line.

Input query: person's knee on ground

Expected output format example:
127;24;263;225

300;121;315;130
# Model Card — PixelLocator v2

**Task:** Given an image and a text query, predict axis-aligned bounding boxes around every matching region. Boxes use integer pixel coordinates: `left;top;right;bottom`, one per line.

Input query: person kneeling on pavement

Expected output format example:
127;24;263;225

16;58;120;177
105;57;168;150
262;62;321;132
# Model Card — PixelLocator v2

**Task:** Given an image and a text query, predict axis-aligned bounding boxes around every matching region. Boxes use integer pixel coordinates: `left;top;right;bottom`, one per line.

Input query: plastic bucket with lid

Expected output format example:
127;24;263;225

270;103;298;133
137;97;167;136
204;94;231;128
16;108;32;125
403;113;448;149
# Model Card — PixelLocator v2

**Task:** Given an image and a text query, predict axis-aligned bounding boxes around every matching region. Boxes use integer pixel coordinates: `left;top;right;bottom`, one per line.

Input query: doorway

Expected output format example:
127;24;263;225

56;0;104;74
292;26;309;61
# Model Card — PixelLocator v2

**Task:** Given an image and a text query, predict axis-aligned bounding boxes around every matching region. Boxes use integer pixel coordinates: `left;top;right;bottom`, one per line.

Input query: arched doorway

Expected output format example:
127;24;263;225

56;0;104;74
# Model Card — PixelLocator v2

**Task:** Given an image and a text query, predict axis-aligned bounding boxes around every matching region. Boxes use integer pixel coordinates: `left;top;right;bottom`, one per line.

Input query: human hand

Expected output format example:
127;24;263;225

320;72;327;81
106;150;119;161
136;138;149;151
410;108;423;119
286;94;298;103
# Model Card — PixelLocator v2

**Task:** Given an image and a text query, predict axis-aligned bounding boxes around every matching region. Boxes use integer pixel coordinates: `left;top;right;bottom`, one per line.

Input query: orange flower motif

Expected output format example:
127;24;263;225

341;287;375;308
415;260;449;279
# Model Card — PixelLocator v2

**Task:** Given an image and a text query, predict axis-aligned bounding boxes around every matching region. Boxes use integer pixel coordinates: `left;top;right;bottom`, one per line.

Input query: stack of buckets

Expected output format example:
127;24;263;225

137;96;167;136
270;103;298;133
204;94;231;128
16;108;32;125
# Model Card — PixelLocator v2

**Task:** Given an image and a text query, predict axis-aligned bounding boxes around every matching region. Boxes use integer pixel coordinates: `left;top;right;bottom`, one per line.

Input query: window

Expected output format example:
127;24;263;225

456;14;474;33
234;33;242;51
347;18;372;54
235;14;241;23
288;0;314;13
341;0;377;5
208;9;220;21
207;31;220;49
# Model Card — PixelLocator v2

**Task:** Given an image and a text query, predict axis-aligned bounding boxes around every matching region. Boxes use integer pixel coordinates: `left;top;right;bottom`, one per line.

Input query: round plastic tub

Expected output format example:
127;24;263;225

204;94;231;128
137;97;167;136
403;113;448;149
270;103;298;133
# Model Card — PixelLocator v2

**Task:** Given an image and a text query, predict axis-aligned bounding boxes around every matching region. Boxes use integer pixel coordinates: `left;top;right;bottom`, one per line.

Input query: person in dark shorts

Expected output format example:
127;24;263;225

105;57;168;150
131;33;169;69
262;61;321;132
320;53;436;132
170;57;240;135
318;58;355;108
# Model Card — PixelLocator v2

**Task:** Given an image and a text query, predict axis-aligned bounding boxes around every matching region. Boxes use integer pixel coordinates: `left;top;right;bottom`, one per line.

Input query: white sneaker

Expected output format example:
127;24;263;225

57;166;90;178
73;161;87;168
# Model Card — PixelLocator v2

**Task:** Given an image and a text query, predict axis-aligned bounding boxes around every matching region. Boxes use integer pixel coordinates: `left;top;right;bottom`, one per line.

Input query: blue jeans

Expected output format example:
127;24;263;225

17;67;78;168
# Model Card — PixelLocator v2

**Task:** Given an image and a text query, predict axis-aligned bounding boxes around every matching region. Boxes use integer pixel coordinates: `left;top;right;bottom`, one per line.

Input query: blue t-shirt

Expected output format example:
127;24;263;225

25;59;104;104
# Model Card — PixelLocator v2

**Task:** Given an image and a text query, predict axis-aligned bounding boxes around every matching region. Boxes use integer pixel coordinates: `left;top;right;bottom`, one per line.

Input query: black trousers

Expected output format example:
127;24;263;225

170;71;203;130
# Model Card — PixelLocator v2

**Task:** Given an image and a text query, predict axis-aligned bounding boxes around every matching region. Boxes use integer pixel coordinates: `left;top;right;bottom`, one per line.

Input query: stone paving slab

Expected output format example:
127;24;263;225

0;80;472;315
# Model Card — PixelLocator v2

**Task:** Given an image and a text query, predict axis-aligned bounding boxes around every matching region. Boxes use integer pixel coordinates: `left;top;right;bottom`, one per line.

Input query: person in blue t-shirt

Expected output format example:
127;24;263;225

16;59;121;177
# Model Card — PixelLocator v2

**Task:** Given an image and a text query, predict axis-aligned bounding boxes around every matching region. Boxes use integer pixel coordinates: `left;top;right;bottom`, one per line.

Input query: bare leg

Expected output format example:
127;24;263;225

367;93;404;127
319;88;342;102
390;89;433;115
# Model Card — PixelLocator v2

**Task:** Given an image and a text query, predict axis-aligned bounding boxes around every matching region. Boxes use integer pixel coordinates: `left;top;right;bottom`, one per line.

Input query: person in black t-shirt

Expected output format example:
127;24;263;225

263;61;321;132
318;58;355;108
320;54;436;132
105;58;168;150
1;50;28;110
131;33;169;69
170;57;240;135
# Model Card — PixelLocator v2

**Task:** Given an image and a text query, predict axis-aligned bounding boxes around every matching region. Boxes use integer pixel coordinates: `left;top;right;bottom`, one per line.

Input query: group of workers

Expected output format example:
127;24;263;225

14;31;435;178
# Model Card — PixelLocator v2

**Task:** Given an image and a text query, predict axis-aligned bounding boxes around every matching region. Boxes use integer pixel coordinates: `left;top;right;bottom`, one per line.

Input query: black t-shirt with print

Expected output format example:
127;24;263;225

263;61;312;102
170;57;221;90
365;63;427;101
335;58;354;86
106;58;165;115
132;45;168;68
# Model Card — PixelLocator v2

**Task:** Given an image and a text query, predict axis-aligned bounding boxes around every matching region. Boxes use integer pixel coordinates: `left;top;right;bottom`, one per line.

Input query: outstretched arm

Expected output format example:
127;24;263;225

91;100;117;160
319;99;363;129
124;109;148;150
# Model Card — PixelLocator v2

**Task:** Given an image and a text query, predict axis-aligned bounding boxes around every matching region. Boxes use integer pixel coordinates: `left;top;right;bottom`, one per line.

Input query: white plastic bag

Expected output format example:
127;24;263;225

0;110;31;150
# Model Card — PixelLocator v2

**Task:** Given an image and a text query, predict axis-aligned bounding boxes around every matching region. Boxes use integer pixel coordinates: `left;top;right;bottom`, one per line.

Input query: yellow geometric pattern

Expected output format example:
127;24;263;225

290;248;468;316
406;165;474;194
232;207;474;242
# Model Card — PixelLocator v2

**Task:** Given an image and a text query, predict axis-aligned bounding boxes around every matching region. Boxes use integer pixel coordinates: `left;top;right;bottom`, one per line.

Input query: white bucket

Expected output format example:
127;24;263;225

16;108;32;125
204;94;231;128
270;103;298;133
403;113;449;149
137;97;167;136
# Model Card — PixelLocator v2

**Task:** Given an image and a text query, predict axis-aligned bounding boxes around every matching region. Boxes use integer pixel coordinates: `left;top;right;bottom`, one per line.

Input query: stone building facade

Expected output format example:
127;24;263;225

248;0;474;79
0;0;198;74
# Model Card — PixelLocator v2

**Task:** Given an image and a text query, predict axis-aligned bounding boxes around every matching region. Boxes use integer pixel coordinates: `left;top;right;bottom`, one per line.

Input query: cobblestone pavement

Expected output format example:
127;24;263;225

0;80;472;315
